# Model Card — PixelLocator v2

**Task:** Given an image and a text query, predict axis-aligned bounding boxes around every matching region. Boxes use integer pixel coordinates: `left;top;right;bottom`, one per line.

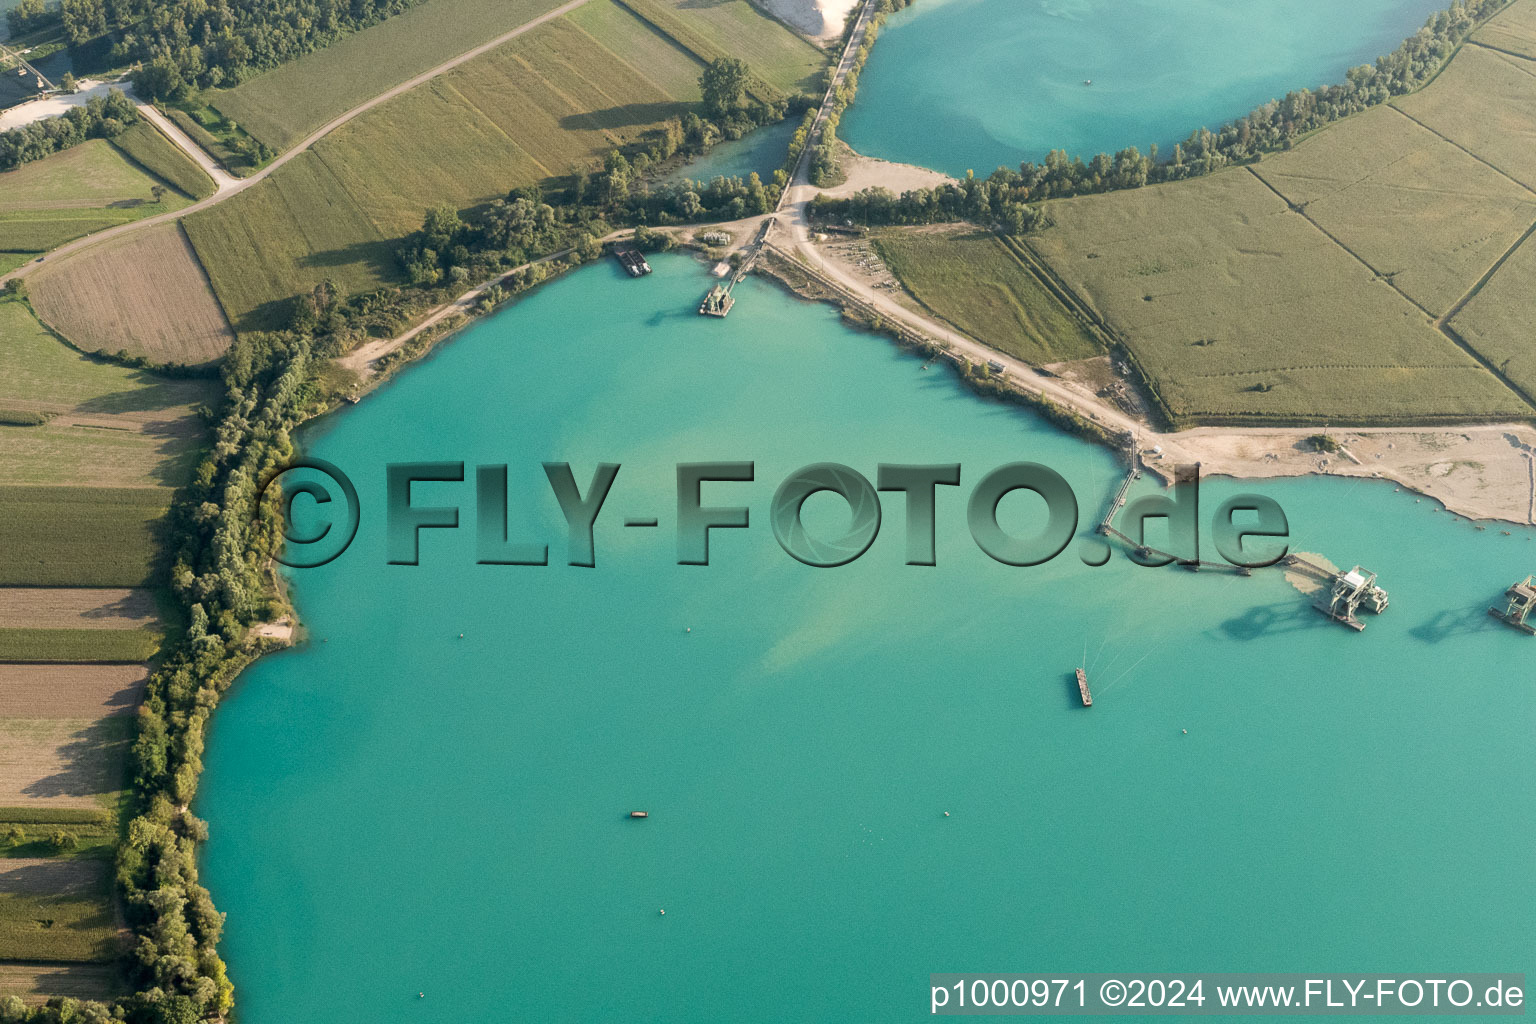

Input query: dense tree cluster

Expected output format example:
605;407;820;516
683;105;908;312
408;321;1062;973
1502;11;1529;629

699;57;750;119
394;187;597;292
55;0;430;98
0;89;138;172
815;0;1509;230
5;0;57;36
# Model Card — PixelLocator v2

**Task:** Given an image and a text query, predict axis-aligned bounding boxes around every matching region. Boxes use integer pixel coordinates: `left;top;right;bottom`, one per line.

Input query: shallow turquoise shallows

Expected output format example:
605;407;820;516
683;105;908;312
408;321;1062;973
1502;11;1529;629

841;0;1449;176
199;255;1534;1023
663;119;799;186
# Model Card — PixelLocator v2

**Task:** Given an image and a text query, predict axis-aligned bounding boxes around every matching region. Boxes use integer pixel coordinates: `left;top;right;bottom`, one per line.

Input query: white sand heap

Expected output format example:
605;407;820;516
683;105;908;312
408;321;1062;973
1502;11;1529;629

756;0;858;41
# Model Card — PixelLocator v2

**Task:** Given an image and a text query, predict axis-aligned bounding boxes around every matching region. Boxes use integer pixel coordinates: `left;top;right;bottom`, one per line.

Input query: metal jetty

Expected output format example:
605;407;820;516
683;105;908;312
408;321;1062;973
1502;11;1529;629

1096;461;1251;575
1300;562;1388;631
1488;575;1536;634
612;245;651;277
696;217;774;318
1074;668;1093;707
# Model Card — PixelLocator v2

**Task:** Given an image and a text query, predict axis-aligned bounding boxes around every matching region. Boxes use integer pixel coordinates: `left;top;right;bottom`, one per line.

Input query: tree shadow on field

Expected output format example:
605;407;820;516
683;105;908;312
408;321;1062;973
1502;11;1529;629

74;377;202;415
299;238;399;276
77;590;156;624
20;716;132;803
561;101;694;133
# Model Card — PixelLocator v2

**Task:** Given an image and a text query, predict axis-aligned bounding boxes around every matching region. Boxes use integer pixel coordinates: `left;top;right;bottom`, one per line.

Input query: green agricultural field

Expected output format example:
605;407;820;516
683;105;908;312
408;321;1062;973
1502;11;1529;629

164;106;255;175
208;0;571;152
1393;45;1536;192
0;302;215;488
182;151;398;331
1250;104;1536;317
0;142;155;210
1475;0;1536;59
0;140;194;257
657;0;823;93
186;2;734;328
0;808;110;827
0;629;160;663
0;811;115;861
873;227;1101;364
614;0;824;96
1026;171;1528;425
0;487;170;587
0;893;120;963
1448;231;1536;400
0;301;215;408
110;122;216;200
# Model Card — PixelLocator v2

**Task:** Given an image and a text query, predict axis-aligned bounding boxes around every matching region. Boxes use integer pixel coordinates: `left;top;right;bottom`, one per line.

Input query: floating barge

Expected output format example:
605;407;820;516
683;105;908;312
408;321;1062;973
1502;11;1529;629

699;283;734;317
612;245;652;277
1488;575;1536;634
1074;667;1092;707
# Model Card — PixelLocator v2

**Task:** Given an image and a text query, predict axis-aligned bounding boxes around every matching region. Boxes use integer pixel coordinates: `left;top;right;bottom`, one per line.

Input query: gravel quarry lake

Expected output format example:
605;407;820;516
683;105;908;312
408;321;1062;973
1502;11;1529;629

841;0;1451;175
199;256;1535;1023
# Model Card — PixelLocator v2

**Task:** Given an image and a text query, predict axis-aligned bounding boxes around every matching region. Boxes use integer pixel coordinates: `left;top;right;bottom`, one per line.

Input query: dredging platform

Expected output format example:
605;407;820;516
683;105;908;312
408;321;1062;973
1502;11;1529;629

1488;575;1536;634
696;218;774;318
1282;558;1389;631
1097;460;1388;630
699;283;734;317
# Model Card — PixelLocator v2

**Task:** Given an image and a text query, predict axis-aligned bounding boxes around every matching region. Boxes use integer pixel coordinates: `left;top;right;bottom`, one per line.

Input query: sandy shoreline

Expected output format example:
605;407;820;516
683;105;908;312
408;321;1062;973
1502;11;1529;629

754;0;857;41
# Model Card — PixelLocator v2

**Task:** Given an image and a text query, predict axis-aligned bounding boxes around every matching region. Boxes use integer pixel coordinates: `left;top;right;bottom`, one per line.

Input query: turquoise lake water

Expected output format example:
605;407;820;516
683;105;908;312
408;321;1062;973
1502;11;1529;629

663;119;797;187
841;0;1450;175
199;254;1535;1022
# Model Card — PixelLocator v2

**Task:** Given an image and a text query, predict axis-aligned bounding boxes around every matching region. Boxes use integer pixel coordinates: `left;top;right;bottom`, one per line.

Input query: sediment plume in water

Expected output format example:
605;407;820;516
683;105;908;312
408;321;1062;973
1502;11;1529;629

1285;552;1339;595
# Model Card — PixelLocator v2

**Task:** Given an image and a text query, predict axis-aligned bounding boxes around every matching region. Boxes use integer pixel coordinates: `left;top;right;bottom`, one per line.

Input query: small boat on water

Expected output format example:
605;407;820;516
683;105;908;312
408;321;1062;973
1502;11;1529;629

629;811;649;818
1083;79;1092;85
1075;667;1092;707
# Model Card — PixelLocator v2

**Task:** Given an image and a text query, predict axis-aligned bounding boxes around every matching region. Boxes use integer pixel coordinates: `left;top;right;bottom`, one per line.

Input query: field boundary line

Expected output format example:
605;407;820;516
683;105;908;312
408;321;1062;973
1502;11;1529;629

1467;38;1536;63
1386;102;1536;197
1242;165;1438;318
1440;216;1536;325
1244;164;1536;414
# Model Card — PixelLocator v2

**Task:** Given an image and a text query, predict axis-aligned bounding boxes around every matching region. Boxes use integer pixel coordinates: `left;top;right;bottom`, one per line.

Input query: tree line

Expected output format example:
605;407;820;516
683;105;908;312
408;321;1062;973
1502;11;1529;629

813;0;1511;231
806;0;914;186
5;0;57;36
44;0;430;98
0;89;138;173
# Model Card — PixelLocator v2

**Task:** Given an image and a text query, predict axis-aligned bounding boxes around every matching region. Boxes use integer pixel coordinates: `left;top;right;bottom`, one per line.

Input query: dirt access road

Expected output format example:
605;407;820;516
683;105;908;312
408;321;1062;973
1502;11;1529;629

0;0;589;287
